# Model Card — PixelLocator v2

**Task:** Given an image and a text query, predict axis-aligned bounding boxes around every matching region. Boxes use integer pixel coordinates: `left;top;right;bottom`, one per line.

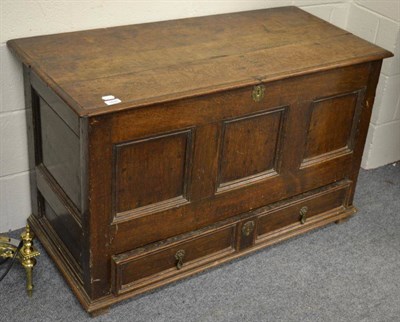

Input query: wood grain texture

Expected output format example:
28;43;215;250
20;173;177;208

113;224;235;294
27;179;357;315
347;61;384;204
36;165;82;275
30;70;80;135
40;97;82;211
257;182;349;237
7;7;392;116
218;108;284;187
304;92;358;159
97;63;372;255
23;66;41;218
86;117;113;299
108;63;371;144
113;130;192;219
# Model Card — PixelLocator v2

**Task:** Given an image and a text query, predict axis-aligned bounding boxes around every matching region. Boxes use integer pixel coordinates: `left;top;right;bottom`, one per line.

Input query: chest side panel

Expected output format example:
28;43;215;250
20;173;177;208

26;73;84;282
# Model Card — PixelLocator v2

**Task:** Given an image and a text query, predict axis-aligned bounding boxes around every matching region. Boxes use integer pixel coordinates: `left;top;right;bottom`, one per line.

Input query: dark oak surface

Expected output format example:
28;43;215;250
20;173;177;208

8;6;391;116
8;6;393;316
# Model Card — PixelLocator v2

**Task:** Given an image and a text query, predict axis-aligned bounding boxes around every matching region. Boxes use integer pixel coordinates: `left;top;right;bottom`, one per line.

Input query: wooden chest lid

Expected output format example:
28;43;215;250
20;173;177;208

8;6;392;116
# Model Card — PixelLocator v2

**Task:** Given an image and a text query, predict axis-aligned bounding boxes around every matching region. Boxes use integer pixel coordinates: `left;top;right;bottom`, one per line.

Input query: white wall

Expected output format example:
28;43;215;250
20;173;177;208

346;1;400;169
0;0;395;232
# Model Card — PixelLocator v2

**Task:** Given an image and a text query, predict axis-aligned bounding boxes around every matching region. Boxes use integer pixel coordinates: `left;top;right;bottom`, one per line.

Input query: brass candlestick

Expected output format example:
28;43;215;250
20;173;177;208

0;225;40;296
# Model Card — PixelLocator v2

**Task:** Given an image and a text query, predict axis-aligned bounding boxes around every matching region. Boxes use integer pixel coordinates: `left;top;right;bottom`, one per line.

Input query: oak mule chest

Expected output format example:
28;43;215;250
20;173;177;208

8;6;392;315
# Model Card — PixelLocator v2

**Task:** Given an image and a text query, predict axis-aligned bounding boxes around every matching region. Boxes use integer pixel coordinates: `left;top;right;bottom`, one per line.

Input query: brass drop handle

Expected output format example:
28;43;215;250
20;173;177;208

300;206;308;224
175;249;185;270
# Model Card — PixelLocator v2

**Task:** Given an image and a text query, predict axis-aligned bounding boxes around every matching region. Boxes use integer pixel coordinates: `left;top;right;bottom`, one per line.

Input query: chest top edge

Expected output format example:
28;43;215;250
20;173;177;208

8;6;393;117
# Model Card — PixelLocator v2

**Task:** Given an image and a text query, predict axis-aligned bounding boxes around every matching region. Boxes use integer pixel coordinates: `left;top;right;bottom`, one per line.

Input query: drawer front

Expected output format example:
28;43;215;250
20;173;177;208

111;180;354;297
112;224;236;294
257;182;350;240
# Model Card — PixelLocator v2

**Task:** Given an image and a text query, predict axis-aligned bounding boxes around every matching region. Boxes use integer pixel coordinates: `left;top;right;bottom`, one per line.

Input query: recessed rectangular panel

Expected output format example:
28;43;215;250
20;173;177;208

39;98;81;212
43;200;82;268
218;108;285;190
114;130;192;219
303;92;360;162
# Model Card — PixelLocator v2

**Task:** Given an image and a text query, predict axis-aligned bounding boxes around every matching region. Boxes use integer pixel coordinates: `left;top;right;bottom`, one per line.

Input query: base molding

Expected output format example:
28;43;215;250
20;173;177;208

29;203;357;316
28;215;93;312
335;216;352;224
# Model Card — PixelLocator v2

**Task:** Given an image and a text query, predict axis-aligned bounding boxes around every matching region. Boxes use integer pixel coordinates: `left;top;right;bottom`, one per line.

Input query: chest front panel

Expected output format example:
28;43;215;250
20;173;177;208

88;63;369;255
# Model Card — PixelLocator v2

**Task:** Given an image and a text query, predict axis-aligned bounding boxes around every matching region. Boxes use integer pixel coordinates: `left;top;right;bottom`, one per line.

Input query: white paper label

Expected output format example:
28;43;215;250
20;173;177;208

102;95;115;101
104;98;122;105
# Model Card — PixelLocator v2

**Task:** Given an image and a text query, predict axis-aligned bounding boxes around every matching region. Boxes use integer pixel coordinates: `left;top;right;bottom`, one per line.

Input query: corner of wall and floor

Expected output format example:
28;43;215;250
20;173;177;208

0;0;399;232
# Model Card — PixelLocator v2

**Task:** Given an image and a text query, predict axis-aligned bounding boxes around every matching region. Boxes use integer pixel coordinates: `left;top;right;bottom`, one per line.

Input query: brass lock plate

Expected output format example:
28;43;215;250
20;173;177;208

242;221;255;236
252;85;265;102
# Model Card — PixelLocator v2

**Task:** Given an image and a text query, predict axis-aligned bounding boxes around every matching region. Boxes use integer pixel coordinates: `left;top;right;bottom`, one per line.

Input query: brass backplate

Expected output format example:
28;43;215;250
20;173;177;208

175;249;185;270
252;85;265;102
242;221;255;236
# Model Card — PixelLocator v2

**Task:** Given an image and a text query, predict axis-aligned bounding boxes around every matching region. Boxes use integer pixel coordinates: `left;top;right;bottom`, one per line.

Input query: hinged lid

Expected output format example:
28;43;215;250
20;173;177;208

8;6;392;116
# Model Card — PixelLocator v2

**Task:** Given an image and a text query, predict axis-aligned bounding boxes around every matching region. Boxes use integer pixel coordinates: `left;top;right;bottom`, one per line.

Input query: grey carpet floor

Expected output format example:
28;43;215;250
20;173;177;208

0;164;399;322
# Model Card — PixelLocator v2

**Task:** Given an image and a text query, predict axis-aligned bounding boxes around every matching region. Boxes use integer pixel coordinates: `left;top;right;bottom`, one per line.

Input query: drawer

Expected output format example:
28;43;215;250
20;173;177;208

112;223;236;294
111;180;353;296
256;181;350;240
